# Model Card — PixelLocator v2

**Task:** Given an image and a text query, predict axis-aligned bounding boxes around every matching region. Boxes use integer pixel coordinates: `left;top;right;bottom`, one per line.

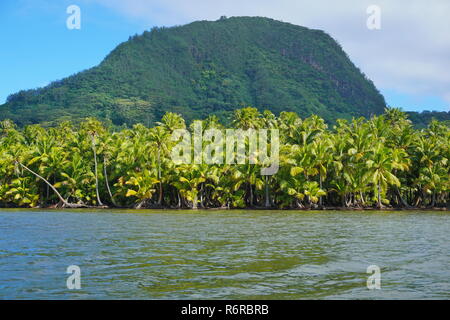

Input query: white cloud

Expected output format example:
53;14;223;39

94;0;450;109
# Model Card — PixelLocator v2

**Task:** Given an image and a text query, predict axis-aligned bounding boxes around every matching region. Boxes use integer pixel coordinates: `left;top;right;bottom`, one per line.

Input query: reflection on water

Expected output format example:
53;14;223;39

0;209;449;299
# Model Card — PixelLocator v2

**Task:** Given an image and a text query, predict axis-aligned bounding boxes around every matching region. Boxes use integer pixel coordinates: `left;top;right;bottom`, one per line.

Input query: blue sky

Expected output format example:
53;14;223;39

0;0;449;112
0;0;148;103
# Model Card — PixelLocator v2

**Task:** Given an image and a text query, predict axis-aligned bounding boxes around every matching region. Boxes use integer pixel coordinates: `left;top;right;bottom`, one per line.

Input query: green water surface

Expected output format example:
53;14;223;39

0;209;448;299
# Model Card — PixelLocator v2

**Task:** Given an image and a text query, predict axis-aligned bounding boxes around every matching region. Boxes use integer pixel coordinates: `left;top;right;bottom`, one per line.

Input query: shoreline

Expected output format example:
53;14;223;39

0;206;447;211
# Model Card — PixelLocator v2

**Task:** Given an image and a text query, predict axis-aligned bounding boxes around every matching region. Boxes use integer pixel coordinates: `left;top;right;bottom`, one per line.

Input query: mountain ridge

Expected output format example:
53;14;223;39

2;16;388;126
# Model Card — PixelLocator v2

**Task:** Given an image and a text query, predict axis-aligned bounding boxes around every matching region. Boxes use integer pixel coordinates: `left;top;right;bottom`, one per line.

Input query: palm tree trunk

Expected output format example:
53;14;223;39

345;194;352;207
414;194;421;207
200;184;204;208
103;157;117;207
395;186;410;208
135;200;146;209
360;191;365;206
157;148;163;205
158;183;163;205
16;161;86;208
431;192;436;207
91;136;103;206
249;182;253;207
319;174;323;206
377;181;382;208
192;193;198;209
264;175;270;207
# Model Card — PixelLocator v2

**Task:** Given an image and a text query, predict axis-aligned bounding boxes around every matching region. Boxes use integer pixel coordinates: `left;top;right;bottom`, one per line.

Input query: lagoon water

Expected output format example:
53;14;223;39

0;209;449;299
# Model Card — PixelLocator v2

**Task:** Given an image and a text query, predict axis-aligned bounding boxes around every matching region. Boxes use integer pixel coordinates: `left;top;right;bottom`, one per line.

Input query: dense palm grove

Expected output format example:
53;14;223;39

0;108;448;209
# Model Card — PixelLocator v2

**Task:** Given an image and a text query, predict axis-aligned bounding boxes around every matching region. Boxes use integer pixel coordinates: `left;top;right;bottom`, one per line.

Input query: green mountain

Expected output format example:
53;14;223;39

1;16;387;127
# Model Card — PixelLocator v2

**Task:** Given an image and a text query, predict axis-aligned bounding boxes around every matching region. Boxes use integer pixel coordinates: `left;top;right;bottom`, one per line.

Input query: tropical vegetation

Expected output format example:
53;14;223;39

0;107;448;209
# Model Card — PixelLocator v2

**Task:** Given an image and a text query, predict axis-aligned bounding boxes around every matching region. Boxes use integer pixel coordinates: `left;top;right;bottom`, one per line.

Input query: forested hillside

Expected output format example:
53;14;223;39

0;16;387;127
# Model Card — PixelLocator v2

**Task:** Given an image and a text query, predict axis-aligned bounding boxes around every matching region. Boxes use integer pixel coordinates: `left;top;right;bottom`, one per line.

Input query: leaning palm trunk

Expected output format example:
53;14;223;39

16;161;97;208
394;186;411;208
103;157;117;207
135;200;145;209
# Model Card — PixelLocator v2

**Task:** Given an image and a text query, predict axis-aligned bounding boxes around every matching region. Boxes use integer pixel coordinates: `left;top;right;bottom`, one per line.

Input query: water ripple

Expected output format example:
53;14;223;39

0;210;448;299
